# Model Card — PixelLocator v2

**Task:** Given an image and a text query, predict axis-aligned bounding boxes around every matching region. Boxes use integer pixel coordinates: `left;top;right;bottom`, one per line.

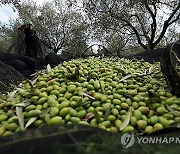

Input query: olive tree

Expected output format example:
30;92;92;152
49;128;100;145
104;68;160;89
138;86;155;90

11;0;88;54
82;0;180;51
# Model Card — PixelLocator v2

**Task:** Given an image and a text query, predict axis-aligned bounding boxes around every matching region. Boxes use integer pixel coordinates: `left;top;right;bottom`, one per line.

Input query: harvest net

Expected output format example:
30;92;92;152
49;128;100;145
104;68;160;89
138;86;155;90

7;28;52;57
0;61;24;92
0;124;180;154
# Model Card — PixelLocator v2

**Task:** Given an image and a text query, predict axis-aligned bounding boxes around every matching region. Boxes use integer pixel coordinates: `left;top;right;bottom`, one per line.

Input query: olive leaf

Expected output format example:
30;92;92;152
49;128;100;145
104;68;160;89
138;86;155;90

39;108;51;117
94;110;101;123
77;98;83;106
15;103;27;107
46;64;52;73
120;109;132;131
83;113;94;121
83;93;95;100
9;89;18;99
15;99;30;107
82;100;92;106
123;92;133;100
75;66;80;79
25;117;37;129
119;74;131;82
16;106;25;131
29;71;39;77
148;66;153;74
11;95;21;105
144;69;148;75
66;66;73;74
104;107;111;119
99;81;105;94
31;76;39;85
134;73;142;76
166;105;180;117
25;79;34;90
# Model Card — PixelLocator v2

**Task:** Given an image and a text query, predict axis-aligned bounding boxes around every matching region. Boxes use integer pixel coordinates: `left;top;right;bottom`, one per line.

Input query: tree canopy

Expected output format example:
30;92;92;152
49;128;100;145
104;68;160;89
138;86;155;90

0;0;179;55
0;0;89;56
82;0;180;51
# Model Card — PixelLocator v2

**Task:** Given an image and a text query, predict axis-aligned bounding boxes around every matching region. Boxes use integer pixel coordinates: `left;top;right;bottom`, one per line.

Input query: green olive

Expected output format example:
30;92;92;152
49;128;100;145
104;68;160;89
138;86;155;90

122;125;134;133
137;120;147;130
145;126;154;134
47;116;62;126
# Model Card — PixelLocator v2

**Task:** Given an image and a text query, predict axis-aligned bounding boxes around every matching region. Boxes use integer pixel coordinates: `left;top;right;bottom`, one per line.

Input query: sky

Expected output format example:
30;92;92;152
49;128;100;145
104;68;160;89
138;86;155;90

0;4;18;24
0;0;52;24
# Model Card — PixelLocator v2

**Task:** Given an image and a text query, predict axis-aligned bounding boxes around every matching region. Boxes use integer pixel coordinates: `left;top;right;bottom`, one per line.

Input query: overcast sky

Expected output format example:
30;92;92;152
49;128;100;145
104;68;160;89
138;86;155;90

0;0;52;24
0;4;17;24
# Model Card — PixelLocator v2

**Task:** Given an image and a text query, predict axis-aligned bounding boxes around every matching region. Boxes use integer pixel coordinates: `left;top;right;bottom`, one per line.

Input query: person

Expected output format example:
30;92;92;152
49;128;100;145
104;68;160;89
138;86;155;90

17;20;40;57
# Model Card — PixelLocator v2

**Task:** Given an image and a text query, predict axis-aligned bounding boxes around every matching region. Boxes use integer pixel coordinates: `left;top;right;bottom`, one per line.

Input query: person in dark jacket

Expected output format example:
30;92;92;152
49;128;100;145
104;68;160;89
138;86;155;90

17;20;41;57
24;20;38;57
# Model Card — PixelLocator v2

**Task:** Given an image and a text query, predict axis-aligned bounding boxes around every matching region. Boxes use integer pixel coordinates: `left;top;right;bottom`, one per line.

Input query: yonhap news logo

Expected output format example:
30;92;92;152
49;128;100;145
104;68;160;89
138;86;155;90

121;133;180;148
121;133;135;148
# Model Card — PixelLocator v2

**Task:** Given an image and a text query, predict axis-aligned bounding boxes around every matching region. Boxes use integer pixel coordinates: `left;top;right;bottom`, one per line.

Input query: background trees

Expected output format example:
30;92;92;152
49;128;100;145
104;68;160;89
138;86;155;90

82;0;180;51
0;0;179;56
16;0;89;54
0;0;88;56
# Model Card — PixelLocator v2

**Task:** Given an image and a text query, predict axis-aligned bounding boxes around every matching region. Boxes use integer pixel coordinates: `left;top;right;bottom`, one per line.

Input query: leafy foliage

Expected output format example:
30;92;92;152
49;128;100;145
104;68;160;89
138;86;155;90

1;0;89;55
82;0;180;51
0;0;179;56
